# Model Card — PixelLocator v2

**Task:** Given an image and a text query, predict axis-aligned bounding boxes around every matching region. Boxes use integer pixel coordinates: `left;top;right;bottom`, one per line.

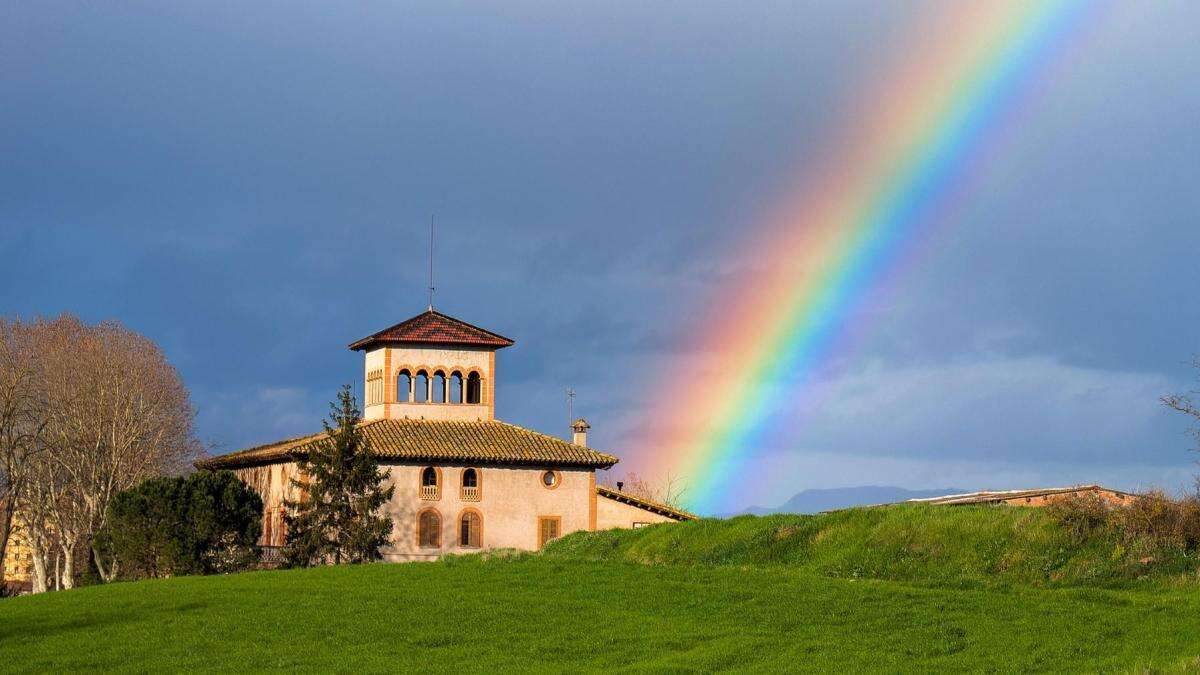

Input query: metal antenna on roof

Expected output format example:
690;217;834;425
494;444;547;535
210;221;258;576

566;387;576;424
427;214;435;311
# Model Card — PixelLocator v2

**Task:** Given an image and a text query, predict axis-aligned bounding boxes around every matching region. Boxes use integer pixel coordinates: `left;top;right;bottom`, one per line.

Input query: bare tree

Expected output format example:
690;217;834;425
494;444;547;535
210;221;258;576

20;452;61;593
0;319;46;588
12;315;201;590
613;471;689;510
1164;357;1200;457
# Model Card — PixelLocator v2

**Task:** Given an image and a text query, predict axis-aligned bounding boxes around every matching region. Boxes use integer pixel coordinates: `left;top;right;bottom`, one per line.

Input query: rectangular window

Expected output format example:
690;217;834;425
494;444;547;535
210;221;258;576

538;516;561;549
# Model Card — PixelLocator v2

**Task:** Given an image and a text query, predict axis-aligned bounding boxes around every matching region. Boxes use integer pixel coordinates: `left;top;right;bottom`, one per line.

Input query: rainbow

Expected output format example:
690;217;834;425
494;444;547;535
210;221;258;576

637;0;1102;514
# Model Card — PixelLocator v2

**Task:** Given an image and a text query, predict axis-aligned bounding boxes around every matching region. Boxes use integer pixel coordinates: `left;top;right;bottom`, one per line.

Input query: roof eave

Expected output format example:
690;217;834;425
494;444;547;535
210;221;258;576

347;309;516;352
596;486;698;521
347;337;514;352
199;452;617;472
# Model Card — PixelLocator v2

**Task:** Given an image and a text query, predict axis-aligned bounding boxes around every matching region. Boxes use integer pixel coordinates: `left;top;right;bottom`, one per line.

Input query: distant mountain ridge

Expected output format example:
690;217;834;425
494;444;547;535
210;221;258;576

731;486;967;516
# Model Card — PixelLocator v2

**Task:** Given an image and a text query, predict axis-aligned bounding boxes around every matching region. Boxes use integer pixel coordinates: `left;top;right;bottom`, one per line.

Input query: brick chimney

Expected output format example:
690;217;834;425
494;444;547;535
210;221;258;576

571;418;590;447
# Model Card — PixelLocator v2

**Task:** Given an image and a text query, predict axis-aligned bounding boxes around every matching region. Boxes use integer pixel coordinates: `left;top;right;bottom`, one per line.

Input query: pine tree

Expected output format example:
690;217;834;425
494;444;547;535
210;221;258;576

283;385;394;567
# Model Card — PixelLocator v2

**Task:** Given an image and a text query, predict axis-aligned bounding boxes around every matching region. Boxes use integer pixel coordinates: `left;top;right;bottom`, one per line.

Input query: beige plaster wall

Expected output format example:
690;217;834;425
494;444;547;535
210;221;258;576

2;516;32;584
381;463;594;561
237;461;595;561
235;462;300;547
595;495;677;530
385;402;491;422
999;488;1134;508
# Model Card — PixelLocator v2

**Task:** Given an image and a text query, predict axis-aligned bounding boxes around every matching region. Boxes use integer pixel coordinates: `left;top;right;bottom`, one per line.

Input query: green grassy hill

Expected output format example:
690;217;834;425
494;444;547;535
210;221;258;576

2;506;1199;672
546;504;1200;587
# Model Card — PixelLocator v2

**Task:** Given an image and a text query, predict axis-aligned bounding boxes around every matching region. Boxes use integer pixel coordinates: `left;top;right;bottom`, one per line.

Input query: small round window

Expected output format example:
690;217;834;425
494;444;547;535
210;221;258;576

541;470;559;488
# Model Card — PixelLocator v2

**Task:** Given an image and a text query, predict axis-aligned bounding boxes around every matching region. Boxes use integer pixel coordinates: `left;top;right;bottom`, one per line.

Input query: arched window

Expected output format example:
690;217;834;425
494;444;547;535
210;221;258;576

450;372;464;404
466;372;482;404
397;370;413;403
414;371;429;403
432;371;447;403
459;510;482;548
418;509;442;549
420;466;441;500
461;468;480;501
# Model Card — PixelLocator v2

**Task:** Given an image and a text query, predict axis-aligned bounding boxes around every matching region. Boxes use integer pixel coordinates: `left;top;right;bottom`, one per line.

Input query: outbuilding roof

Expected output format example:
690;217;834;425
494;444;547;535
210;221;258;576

196;418;618;470
907;485;1138;506
596;485;698;521
349;309;515;351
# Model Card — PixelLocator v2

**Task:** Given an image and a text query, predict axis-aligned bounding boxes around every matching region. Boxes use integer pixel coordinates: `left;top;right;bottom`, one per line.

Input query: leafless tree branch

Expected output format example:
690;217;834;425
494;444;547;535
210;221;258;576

6;315;201;590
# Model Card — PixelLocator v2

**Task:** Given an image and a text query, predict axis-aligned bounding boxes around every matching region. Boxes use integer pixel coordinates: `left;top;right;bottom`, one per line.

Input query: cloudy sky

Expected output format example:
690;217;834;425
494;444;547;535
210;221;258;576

3;2;1198;512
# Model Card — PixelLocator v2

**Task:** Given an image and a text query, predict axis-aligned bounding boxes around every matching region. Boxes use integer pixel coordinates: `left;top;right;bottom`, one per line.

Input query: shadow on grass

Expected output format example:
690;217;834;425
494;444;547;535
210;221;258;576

0;595;211;645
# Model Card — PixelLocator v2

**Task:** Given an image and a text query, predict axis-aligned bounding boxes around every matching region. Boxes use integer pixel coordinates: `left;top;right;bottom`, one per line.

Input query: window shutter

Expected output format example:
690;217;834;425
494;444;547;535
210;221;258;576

538;517;560;549
420;511;441;548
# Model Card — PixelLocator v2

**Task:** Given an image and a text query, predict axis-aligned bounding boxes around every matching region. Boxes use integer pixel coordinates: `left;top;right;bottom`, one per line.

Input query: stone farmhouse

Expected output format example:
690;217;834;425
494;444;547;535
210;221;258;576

2;510;33;591
198;309;695;560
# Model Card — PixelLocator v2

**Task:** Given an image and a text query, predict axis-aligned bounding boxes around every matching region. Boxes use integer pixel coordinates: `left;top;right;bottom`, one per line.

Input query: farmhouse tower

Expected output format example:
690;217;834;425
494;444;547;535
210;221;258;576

199;305;695;564
349;309;514;422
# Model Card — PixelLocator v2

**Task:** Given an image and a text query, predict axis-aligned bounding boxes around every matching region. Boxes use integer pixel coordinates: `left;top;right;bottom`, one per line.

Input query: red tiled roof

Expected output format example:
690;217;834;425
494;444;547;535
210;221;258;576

196;418;618;470
349;310;514;351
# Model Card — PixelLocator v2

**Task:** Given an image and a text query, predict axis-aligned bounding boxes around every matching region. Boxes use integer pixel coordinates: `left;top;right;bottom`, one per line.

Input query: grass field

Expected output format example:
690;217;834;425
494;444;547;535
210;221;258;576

3;506;1200;672
3;556;1200;672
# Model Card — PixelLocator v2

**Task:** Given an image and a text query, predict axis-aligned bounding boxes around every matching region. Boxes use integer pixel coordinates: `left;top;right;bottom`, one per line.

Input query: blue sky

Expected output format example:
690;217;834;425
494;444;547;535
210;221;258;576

3;2;1198;509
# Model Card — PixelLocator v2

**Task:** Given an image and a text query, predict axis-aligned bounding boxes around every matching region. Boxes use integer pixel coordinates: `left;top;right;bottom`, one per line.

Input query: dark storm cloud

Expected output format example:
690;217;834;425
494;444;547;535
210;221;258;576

2;2;1198;500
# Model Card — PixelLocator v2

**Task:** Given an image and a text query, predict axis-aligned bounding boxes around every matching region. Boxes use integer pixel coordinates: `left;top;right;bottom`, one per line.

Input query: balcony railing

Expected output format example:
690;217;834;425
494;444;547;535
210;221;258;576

420;484;441;501
461;485;480;502
260;546;284;569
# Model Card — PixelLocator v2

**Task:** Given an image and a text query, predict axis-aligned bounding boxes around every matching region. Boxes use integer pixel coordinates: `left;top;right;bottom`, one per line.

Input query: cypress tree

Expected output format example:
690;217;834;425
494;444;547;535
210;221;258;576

283;385;394;567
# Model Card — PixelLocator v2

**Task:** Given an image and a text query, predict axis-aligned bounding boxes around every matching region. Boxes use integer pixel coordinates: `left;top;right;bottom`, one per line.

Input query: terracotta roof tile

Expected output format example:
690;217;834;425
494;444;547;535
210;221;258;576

196;418;618;470
349;310;514;351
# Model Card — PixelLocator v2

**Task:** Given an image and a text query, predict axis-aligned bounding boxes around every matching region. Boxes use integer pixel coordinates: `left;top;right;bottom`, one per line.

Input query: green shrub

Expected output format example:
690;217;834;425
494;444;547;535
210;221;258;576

1047;490;1200;576
96;471;262;580
1046;492;1110;543
1109;490;1200;552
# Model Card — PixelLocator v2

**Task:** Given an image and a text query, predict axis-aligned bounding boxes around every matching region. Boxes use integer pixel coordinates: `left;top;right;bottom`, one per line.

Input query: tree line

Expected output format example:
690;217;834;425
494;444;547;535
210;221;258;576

0;315;201;591
1;314;396;593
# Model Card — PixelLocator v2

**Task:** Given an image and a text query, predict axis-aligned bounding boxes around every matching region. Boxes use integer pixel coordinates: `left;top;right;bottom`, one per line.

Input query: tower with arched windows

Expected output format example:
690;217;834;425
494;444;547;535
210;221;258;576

349;309;514;422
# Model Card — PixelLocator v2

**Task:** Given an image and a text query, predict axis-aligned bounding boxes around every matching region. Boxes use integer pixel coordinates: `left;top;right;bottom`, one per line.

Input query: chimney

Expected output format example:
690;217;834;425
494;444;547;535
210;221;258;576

571;418;590;447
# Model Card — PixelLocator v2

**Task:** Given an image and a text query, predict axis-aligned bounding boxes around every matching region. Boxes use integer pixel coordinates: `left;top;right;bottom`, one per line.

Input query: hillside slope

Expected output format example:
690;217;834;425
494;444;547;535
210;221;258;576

2;556;1200;672
545;504;1200;587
